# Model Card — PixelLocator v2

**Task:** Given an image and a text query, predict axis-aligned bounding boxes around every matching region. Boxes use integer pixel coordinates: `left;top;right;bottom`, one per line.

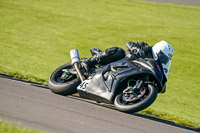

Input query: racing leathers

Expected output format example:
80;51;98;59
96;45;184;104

81;41;153;72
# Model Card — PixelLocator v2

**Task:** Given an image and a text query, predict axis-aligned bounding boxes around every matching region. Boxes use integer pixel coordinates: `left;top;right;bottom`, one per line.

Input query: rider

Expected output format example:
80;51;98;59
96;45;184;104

82;40;174;79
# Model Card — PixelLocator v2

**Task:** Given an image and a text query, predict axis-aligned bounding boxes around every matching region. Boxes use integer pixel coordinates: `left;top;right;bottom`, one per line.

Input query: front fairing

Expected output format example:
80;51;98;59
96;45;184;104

107;59;166;92
77;58;166;103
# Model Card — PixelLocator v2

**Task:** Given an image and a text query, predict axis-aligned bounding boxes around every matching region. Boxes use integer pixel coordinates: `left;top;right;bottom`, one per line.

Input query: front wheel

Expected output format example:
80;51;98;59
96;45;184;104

114;84;157;113
48;63;81;95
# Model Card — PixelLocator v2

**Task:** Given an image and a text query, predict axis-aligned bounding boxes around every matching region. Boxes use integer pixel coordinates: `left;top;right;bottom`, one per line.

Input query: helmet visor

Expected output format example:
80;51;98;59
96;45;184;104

157;51;171;79
157;51;171;66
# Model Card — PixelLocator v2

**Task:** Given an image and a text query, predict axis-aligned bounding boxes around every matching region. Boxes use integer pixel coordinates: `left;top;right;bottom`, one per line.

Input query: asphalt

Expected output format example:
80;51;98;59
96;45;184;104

144;0;200;6
0;75;199;133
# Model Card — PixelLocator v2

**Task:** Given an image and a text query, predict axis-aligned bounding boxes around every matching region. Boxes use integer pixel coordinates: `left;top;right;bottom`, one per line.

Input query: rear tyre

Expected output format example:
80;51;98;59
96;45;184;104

114;84;157;113
48;63;81;95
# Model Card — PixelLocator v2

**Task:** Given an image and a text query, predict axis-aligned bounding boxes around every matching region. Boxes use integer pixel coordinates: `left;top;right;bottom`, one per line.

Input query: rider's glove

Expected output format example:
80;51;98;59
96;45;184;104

126;42;145;57
130;47;144;56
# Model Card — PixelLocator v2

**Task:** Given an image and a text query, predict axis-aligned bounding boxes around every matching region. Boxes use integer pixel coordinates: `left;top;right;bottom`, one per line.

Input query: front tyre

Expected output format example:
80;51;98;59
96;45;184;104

48;63;81;95
114;84;157;113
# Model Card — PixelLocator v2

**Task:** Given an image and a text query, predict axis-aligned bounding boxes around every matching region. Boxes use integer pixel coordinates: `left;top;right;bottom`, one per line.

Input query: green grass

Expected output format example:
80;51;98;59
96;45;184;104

0;119;43;133
0;0;200;129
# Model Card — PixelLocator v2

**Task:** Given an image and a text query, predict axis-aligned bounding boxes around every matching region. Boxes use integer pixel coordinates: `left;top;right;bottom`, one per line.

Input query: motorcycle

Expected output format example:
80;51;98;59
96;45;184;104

48;48;167;113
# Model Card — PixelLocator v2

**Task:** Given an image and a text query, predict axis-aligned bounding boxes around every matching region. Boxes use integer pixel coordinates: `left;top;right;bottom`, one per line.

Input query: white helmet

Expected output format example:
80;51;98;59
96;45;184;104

152;40;174;79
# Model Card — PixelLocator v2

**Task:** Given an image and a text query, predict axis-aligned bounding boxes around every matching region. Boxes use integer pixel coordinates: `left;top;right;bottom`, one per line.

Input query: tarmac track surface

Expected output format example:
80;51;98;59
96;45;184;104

0;75;199;133
144;0;200;6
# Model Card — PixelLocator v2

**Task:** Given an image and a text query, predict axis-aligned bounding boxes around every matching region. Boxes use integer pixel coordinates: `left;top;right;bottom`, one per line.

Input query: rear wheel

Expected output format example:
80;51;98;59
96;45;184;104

114;84;157;113
48;63;81;95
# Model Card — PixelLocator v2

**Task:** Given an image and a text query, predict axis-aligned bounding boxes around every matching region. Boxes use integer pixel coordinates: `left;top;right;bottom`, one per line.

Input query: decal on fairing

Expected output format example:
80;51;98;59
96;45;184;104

77;80;91;91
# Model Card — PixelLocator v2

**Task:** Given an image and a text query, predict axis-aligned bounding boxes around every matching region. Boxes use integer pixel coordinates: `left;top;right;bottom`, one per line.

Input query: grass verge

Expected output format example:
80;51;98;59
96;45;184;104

0;119;43;133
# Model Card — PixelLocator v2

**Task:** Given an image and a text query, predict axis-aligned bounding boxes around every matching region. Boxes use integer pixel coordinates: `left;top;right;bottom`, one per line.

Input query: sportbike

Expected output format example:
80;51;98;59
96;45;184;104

48;48;167;113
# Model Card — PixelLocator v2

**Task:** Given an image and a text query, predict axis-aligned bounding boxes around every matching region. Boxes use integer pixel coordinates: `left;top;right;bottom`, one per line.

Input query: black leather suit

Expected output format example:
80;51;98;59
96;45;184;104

82;41;152;72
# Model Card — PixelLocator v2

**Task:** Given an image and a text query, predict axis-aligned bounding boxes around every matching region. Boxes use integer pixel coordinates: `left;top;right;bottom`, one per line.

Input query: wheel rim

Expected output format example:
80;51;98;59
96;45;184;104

120;87;151;105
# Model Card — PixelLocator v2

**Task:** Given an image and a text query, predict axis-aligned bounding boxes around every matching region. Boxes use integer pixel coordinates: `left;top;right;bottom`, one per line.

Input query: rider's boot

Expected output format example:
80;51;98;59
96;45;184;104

81;55;99;72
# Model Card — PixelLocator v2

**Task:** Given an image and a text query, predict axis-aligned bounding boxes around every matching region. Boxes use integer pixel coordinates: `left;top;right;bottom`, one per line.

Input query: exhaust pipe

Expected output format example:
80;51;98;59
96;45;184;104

70;49;85;82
